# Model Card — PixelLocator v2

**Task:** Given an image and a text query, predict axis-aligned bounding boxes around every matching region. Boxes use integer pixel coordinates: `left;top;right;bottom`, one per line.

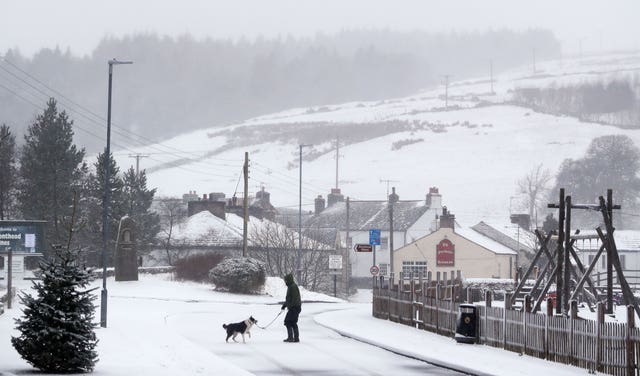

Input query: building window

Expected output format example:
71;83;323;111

601;255;607;269
620;254;626;269
588;255;594;266
346;237;353;249
402;261;427;277
379;263;388;276
381;237;388;250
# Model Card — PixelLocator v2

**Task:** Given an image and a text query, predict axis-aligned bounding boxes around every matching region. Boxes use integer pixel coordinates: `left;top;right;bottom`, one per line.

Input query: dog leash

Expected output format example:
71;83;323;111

256;309;284;330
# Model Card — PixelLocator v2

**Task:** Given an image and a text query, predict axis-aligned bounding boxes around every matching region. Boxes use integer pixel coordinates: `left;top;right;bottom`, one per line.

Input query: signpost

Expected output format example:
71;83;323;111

370;265;380;276
329;255;343;297
369;229;380;271
353;244;373;252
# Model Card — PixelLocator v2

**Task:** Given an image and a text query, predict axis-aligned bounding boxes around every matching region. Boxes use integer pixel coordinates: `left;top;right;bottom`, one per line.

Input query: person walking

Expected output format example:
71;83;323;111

281;273;301;343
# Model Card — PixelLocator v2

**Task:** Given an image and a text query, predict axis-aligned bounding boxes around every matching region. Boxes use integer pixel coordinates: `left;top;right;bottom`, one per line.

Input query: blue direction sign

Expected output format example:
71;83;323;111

369;229;381;245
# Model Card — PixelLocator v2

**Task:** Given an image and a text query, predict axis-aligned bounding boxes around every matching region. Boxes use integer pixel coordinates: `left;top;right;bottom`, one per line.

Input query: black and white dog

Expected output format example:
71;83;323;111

223;316;258;343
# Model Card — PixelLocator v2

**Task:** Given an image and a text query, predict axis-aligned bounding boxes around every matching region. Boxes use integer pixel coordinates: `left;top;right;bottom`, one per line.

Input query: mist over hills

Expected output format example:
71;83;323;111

0;29;560;152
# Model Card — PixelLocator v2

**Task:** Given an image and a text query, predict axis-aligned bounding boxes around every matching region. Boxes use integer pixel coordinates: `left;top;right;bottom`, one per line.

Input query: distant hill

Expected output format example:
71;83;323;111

0;29;559;152
116;51;640;230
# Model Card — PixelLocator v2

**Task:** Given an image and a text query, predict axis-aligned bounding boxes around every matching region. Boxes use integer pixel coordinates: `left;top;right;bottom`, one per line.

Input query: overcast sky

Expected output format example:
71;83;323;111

2;0;639;57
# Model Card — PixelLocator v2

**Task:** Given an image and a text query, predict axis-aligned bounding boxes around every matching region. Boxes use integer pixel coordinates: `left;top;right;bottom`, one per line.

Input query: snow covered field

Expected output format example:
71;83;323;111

1;274;589;375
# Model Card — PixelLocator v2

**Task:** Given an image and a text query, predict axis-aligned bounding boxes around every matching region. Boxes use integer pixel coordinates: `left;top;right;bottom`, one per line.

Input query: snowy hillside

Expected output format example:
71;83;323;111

113;51;640;227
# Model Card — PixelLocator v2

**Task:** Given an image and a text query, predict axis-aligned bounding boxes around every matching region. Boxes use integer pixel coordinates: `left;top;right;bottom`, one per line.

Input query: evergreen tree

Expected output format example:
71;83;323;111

0;124;17;219
79;150;125;266
12;193;98;374
17;98;87;247
122;167;160;254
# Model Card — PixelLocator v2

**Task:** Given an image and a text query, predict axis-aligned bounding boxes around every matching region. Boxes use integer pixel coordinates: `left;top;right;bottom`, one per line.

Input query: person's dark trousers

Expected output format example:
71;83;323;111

284;307;301;342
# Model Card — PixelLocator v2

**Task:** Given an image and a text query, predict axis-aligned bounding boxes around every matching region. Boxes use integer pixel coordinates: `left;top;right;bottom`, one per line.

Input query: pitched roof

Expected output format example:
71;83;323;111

470;221;535;253
303;200;429;231
168;211;243;247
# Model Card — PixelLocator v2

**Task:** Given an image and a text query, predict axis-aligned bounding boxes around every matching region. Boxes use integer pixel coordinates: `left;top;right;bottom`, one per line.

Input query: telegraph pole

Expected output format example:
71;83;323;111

335;137;340;189
442;75;451;109
242;152;249;257
128;153;149;176
489;60;494;94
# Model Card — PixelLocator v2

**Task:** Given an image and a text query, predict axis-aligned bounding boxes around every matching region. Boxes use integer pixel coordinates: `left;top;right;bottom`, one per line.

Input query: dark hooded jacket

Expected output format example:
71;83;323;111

282;273;301;309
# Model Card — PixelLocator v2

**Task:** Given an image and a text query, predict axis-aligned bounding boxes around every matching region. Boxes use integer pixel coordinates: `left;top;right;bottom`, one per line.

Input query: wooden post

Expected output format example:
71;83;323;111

522;300;528;355
596;302;604;373
450;284;456;332
564;196;572;315
569;300;577;364
627;305;635;376
503;299;508;349
505;292;513;310
546;297;554;317
436;272;441;300
607;190;614;314
545;298;553;360
435;283;441;335
484;290;492;344
556;188;565;316
524;295;532;313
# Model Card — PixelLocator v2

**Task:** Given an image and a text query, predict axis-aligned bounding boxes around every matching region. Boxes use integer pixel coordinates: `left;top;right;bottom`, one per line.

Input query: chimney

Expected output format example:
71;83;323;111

202;193;208;201
256;187;270;205
327;188;345;207
440;206;455;230
388;187;399;204
426;186;442;209
314;195;326;215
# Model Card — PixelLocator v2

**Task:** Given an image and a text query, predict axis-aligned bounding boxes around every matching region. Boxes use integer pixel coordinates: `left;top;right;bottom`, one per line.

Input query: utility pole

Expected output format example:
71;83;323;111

335;137;340;189
128;153;149;176
345;197;350;295
442;75;451;109
242;152;249;257
298;144;311;285
388;187;399;277
489;60;494;94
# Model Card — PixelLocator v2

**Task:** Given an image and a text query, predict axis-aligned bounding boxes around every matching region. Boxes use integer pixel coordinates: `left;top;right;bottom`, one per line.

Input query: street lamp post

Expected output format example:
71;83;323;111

297;144;310;285
101;58;132;328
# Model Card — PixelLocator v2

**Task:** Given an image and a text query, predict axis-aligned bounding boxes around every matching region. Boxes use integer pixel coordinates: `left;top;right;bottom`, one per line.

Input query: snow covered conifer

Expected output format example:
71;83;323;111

12;245;99;373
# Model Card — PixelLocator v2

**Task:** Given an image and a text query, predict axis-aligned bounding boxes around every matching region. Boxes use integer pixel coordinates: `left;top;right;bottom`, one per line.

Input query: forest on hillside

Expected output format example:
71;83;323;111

0;29;560;152
513;78;640;128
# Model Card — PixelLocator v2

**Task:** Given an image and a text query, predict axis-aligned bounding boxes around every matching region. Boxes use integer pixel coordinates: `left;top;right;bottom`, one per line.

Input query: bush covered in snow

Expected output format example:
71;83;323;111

175;252;225;282
209;257;266;293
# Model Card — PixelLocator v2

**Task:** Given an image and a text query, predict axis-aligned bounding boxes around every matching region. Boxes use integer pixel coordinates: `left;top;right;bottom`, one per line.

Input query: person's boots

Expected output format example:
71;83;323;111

283;325;294;342
292;324;300;343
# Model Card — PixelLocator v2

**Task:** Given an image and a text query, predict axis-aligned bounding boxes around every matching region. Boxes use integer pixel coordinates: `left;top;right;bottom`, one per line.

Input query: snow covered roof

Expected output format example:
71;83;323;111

303;200;430;231
455;226;518;255
471;221;536;253
226;213;335;250
168;211;243;247
573;230;640;252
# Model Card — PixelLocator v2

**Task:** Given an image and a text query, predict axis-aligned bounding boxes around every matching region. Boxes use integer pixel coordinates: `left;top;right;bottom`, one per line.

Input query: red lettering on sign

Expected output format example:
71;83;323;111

436;239;455;266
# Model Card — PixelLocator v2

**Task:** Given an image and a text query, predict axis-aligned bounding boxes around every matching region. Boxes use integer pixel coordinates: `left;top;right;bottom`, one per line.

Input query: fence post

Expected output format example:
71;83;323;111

596;302;604;373
545;298;552;360
397;272;403;323
505;292;513;310
435;282;441;335
627;305;635;376
504;293;511;350
522;298;528;355
450;284;456;333
388;273;394;321
570;300;578;365
484;290;492;345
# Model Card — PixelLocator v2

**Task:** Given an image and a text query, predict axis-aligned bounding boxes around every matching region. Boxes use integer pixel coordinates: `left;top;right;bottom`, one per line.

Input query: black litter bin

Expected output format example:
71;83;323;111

454;304;477;344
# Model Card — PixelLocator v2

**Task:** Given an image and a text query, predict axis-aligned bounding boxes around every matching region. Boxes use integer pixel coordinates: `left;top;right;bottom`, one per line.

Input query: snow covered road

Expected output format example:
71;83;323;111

167;302;465;375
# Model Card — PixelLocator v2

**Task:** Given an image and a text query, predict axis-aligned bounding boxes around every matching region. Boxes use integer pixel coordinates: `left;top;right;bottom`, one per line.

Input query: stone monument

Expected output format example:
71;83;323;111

115;217;138;281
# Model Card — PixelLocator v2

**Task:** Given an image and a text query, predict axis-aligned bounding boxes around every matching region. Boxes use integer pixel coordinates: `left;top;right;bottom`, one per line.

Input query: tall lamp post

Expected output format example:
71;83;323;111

297;144;310;285
101;58;132;328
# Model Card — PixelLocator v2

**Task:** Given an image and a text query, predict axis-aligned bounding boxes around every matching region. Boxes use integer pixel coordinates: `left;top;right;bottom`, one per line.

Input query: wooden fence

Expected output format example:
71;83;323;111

372;273;639;376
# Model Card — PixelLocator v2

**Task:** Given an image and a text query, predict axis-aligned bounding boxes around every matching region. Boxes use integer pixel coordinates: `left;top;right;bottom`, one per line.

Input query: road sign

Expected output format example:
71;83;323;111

369;229;381;245
329;255;343;269
370;265;380;276
354;243;373;252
